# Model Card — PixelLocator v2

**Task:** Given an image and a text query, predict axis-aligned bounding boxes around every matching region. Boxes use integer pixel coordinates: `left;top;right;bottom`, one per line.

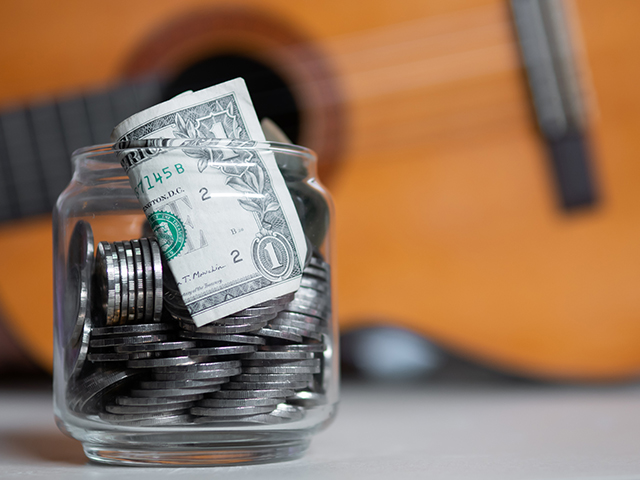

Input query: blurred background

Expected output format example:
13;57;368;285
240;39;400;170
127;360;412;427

1;0;640;384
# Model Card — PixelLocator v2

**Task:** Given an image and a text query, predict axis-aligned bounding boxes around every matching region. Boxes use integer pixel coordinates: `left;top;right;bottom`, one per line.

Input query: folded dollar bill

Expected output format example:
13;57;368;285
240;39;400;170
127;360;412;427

111;78;307;327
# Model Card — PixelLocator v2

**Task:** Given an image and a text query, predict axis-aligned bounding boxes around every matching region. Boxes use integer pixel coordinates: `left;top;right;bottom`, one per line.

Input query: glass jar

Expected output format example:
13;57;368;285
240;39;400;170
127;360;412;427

53;140;338;466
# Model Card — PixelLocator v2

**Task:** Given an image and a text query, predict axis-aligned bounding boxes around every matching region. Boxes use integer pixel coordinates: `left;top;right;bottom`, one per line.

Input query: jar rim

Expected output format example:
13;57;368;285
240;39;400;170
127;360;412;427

72;139;316;163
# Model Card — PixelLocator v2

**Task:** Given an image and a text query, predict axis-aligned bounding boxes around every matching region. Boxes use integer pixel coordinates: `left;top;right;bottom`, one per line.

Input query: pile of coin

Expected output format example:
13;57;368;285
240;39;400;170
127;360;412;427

64;223;332;427
94;238;163;325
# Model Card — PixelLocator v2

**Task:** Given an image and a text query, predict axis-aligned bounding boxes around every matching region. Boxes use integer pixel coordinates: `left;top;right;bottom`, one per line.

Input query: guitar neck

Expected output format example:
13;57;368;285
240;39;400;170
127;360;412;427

0;77;162;223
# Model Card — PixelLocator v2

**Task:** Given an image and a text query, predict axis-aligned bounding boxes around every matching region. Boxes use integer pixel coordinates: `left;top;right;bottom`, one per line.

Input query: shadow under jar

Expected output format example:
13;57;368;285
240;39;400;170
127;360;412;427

53;139;338;466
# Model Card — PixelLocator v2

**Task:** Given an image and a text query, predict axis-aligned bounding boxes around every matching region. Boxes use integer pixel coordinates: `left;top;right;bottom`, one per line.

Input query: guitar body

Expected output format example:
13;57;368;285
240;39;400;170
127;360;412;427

1;0;639;380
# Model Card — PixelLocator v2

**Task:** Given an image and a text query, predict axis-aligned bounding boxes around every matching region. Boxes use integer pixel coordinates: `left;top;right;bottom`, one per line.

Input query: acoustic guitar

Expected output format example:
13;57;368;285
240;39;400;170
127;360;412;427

1;0;639;381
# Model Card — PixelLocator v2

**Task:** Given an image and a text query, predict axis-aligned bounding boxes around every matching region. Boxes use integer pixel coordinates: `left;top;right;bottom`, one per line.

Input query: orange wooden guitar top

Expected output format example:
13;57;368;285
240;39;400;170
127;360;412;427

1;0;640;380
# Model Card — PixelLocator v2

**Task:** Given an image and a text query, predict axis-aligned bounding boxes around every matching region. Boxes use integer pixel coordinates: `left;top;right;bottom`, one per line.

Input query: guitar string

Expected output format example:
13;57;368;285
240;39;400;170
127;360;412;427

0;2;593;202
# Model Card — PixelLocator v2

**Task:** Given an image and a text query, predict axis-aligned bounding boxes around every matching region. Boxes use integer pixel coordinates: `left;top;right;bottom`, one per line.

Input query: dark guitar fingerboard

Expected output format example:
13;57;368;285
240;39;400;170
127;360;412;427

0;78;163;222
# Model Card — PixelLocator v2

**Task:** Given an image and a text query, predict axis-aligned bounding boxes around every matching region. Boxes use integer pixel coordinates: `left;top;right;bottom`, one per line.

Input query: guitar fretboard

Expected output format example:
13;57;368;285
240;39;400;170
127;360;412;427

0;78;163;222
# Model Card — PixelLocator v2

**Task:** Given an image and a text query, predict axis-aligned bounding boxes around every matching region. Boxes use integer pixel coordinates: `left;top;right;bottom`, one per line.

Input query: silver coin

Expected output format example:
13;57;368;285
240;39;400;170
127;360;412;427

180;315;272;328
227;413;285;425
111;413;192;427
253;292;296;307
130;385;222;397
180;322;266;335
270;316;322;331
259;343;326;353
300;276;328;292
287;391;326;407
235;305;280;316
267;324;323;341
227;313;278;324
99;408;191;423
87;352;130;362
64;220;93;348
289;294;328;311
116;393;204;406
91;323;173;337
190;405;275;417
61;265;90;347
197;397;283;408
190;416;249;425
148;237;164;322
164;305;190;322
243;351;315;361
121;241;137;322
128;351;157;360
64;306;92;381
95;242;119;325
286;300;331;323
152;371;235;381
139;237;155;321
272;311;322;326
138;378;234;390
269;403;306;420
282;304;325;319
225;381;310;390
242;365;321;375
109;243;125;324
116;340;195;353
290;298;329;315
302;265;329;281
308;255;329;271
122;240;138;322
269;318;321;332
161;253;180;294
255;328;303;343
223;404;304;425
165;308;192;323
293;286;323;300
105;401;197;415
89;333;169;348
128;350;168;360
127;354;207;368
130;239;146;321
211;389;295;399
241;358;319;367
178;332;266;345
68;368;141;414
113;241;130;324
287;305;329;322
180;345;256;357
162;280;184;302
234;373;314;383
152;360;242;374
291;295;330;312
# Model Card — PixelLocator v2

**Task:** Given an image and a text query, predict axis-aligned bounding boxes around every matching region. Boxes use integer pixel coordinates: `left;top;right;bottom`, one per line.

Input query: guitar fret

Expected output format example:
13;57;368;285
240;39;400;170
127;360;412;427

0;122;19;221
0;109;49;218
110;83;141;129
132;78;163;118
57;96;94;157
29;101;72;208
85;90;117;145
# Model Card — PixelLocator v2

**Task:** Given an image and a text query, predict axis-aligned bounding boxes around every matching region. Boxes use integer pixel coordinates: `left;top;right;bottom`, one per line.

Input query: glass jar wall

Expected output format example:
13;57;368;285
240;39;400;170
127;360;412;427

52;140;338;466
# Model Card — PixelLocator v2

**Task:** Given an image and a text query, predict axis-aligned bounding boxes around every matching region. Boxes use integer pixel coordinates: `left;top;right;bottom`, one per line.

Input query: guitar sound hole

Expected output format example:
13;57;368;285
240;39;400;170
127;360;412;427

164;54;301;144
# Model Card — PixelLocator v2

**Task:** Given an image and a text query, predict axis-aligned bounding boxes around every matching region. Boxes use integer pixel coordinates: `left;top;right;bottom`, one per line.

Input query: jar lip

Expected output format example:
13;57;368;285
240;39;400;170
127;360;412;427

72;139;316;162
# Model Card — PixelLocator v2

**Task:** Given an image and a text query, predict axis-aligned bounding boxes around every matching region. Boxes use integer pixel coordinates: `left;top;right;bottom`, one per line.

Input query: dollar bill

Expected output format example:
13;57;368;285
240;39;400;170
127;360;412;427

111;78;307;327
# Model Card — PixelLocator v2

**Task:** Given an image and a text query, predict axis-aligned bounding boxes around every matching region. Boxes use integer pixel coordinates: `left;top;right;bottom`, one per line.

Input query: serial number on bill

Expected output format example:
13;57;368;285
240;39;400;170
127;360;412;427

134;164;185;196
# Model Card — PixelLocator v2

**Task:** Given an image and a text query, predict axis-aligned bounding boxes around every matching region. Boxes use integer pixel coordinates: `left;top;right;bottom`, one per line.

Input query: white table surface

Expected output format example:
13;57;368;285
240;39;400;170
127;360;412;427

2;380;640;479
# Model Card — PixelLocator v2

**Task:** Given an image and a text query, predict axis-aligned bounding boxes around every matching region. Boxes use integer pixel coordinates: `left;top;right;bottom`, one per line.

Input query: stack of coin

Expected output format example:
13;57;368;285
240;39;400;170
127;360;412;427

87;323;175;363
94;238;163;326
66;231;333;426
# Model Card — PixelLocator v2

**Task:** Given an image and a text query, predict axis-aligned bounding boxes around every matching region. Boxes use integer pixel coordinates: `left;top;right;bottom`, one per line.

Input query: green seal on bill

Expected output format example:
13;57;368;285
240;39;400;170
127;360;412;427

148;211;186;260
